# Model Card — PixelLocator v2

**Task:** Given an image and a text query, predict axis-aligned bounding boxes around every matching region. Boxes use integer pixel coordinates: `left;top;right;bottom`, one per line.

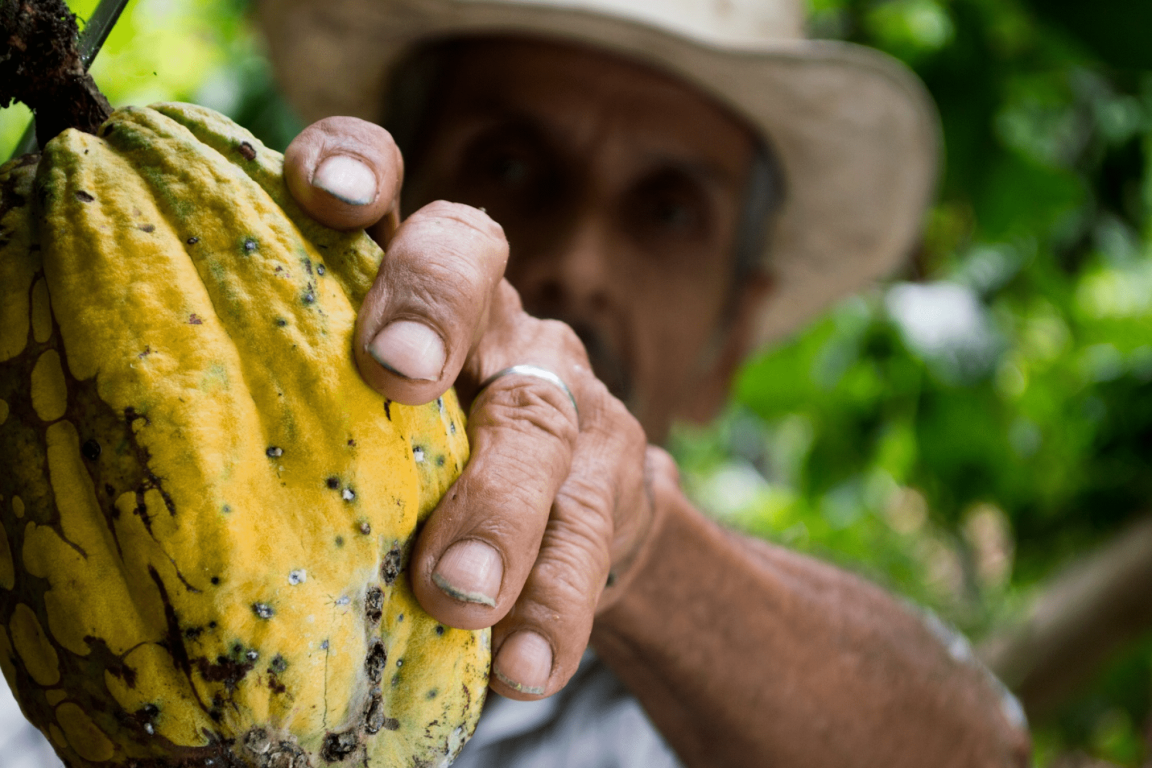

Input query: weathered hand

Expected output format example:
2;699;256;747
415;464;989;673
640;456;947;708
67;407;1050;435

284;117;658;699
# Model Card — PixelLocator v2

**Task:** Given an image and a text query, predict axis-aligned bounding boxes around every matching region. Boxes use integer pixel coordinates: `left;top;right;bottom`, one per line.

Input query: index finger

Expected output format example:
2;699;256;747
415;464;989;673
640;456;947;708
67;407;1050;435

283;116;403;234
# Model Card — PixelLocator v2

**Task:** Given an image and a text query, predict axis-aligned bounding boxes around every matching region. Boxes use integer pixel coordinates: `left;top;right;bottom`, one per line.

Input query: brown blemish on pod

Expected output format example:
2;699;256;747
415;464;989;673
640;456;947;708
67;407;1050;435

381;543;402;585
30;278;52;343
321;729;358;761
0;522;14;589
364;587;383;624
10;603;60;686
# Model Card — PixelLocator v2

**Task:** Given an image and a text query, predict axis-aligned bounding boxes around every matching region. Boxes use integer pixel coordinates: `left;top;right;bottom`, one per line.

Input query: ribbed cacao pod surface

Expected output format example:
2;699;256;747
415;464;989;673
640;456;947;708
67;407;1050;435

0;103;489;767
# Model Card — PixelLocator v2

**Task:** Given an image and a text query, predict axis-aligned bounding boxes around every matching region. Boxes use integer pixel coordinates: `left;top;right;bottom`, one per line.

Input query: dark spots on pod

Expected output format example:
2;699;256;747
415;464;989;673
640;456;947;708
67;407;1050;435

435;625;445;637
382;717;400;731
365;587;383;624
302;286;316;305
138;345;152;358
183;626;203;641
396;614;403;623
381;544;402;585
139;224;155;233
347;438;357;448
358;521;371;535
316;263;326;276
100;123;116;137
197;650;254;693
187;313;204;326
221;505;231;514
242;237;258;254
366;641;387;683
450;420;457;435
81;439;101;460
364;694;385;734
335;536;344;548
436;455;446;467
269;655;288;674
321;730;358;761
252;602;275;620
413;445;426;463
208;621;217;629
186;236;199;245
237;142;257;161
342;487;356;502
302;257;313;275
245;649;259;662
104;483;116;498
75;190;94;202
266;446;283;458
383;399;392;420
427;688;439;700
210;576;220;586
391;672;401;687
137;704;161;732
326;477;340;490
209;709;223;723
275;317;287;328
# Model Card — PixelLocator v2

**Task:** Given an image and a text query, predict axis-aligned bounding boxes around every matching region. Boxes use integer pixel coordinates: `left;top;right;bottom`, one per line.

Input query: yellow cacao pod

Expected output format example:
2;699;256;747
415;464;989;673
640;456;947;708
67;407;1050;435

0;103;488;766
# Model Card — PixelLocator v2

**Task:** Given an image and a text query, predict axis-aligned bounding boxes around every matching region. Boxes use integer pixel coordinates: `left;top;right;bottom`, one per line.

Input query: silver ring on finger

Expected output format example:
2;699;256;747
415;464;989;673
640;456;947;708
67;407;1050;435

475;364;579;420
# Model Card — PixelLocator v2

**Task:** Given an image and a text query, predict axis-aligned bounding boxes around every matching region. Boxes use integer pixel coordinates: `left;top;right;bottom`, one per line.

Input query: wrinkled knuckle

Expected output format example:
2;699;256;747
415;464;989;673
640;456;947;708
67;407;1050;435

554;477;617;537
476;379;580;445
542;319;588;358
415;200;506;242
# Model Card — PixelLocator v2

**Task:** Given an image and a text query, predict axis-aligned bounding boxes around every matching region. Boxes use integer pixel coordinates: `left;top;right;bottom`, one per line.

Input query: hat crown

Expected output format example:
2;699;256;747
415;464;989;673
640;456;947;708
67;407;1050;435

456;0;806;42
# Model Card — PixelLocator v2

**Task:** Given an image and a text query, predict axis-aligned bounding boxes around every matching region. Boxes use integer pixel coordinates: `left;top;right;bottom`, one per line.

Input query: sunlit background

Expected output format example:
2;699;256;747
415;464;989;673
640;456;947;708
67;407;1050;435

3;0;1152;765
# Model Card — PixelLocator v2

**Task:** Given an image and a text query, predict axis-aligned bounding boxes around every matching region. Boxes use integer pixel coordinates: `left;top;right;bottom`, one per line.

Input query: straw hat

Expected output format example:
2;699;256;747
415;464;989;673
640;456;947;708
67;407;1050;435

258;0;939;346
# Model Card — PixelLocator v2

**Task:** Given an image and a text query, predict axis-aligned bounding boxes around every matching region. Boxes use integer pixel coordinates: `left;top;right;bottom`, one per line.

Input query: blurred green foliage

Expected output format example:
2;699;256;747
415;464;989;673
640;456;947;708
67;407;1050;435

675;0;1152;763
2;0;1151;763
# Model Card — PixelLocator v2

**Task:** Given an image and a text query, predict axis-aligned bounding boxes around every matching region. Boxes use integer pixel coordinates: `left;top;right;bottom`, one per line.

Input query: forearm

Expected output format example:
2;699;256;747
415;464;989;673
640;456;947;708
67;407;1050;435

591;488;1031;768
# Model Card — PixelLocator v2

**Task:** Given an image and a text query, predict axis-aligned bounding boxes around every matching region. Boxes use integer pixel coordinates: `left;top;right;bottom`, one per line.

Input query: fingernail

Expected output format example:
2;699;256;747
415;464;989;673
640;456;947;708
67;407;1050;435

367;320;446;382
493;632;552;696
432;540;503;607
312;154;377;206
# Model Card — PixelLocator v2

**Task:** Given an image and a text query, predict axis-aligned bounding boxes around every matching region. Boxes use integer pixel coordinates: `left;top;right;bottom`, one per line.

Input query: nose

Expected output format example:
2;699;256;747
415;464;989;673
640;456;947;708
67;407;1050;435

510;213;616;320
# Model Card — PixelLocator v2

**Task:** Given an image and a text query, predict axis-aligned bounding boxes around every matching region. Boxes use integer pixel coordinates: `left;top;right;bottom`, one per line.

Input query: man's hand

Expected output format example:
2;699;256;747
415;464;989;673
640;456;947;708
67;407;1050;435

284;117;658;700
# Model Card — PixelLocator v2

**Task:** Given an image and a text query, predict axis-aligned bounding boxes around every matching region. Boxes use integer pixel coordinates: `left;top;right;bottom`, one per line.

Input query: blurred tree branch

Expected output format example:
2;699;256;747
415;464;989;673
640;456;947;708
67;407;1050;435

979;515;1152;720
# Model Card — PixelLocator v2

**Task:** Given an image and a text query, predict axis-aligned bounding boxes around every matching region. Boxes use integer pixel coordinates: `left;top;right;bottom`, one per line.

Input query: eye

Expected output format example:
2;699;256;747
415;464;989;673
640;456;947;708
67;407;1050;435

487;152;530;186
648;196;697;230
453;123;562;218
628;169;711;240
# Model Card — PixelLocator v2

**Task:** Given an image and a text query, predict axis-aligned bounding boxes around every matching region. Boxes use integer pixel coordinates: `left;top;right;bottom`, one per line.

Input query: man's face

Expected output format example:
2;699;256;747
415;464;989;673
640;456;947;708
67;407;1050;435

401;38;761;442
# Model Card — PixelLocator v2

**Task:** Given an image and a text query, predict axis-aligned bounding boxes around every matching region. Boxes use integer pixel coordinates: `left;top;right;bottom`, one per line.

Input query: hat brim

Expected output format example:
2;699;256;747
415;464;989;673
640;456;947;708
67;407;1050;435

259;0;940;347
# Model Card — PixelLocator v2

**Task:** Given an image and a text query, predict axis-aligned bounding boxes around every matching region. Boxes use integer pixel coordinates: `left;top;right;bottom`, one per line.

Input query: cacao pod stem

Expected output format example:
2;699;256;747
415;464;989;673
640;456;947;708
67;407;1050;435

0;0;113;146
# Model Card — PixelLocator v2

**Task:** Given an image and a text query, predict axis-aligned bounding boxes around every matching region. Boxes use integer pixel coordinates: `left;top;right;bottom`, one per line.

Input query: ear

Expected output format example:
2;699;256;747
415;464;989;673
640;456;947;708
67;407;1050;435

677;270;775;424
